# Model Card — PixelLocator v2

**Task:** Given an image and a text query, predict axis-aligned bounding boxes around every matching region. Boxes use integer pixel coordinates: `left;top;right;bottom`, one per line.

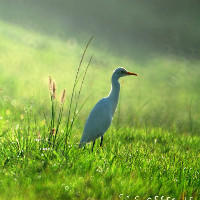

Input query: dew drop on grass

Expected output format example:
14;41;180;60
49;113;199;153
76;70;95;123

65;186;69;191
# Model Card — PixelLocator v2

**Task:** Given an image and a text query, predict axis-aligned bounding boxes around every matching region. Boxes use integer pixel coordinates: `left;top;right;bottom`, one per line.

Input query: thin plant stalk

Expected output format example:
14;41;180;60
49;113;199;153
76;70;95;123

58;95;90;151
64;36;93;147
48;80;56;145
67;56;93;138
53;89;66;148
68;94;90;129
65;36;93;133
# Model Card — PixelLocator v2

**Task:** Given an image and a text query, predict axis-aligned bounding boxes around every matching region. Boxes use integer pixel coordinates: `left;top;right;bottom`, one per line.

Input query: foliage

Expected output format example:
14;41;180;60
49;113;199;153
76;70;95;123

0;21;200;199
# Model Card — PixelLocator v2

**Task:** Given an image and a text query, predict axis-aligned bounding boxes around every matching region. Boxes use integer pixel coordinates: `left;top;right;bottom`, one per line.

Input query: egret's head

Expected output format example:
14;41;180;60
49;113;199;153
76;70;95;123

112;67;138;79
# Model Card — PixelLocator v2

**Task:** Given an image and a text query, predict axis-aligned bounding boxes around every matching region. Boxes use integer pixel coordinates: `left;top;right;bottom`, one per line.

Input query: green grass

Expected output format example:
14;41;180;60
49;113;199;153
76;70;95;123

1;128;200;200
0;20;200;199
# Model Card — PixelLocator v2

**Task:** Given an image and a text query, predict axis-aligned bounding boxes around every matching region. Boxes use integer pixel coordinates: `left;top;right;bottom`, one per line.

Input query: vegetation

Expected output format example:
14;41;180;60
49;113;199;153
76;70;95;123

0;20;200;199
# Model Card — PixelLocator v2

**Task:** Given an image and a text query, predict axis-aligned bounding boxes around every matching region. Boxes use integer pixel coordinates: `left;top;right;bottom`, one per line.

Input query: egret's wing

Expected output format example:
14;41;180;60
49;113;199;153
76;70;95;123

80;98;112;143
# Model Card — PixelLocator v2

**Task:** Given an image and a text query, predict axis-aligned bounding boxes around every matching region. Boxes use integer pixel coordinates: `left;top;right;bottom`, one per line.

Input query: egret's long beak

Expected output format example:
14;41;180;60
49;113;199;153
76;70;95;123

126;72;138;76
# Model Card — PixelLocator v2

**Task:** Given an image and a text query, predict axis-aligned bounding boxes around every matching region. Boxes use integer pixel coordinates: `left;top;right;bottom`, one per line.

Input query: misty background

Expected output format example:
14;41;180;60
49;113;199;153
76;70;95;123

0;0;199;60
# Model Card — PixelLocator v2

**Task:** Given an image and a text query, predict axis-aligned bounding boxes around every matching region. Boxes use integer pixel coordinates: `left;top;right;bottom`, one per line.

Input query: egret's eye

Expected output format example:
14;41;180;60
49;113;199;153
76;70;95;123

121;70;124;73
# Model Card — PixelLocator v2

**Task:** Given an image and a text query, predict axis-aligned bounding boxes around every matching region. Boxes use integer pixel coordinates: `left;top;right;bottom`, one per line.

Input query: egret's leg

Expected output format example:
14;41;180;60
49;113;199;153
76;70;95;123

92;140;96;152
100;136;103;147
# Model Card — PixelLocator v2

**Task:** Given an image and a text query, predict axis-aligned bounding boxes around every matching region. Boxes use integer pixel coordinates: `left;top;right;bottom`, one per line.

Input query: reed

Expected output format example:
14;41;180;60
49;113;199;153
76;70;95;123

48;77;56;145
67;56;93;141
64;36;93;149
53;89;66;149
45;37;93;150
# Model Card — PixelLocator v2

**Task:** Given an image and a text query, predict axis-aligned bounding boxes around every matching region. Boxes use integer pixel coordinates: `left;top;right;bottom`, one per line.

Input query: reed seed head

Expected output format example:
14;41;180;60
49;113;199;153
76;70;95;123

48;76;52;91
52;128;55;136
61;89;66;104
52;81;56;99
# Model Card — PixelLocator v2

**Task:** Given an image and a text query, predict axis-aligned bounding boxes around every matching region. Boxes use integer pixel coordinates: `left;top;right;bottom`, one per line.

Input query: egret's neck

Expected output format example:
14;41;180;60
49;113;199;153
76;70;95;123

108;75;120;114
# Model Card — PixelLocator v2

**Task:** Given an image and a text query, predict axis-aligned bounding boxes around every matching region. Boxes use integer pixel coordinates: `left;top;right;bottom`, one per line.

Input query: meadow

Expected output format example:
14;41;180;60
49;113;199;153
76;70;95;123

0;20;200;200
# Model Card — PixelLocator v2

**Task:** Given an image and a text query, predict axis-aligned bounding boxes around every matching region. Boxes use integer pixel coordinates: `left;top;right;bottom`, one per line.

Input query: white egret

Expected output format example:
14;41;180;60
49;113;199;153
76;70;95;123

79;67;138;151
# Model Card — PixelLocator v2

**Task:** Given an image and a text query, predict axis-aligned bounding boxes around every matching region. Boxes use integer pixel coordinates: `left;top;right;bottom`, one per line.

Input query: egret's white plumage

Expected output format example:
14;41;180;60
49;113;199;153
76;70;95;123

79;67;137;150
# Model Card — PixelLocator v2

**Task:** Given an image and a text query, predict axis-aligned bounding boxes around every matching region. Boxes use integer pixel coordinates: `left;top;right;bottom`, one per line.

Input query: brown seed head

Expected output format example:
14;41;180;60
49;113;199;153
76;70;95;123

52;81;56;99
52;128;55;136
48;76;52;92
61;89;66;104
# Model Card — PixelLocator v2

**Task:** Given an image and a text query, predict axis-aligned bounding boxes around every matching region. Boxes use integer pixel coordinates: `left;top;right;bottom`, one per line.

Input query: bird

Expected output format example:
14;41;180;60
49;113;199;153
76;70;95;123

79;67;138;151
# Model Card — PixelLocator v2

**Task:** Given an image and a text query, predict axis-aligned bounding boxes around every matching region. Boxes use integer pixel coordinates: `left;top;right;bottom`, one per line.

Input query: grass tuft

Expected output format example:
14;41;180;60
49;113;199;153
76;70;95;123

64;36;94;148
